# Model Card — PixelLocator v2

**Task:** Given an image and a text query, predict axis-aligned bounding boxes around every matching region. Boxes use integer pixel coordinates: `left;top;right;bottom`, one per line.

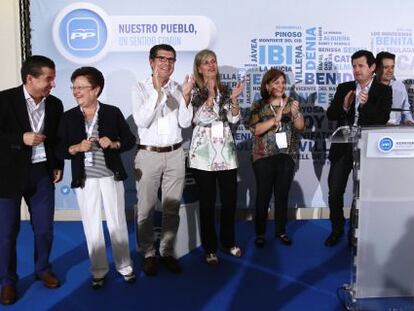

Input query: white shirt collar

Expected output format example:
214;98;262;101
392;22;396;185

146;76;173;90
356;77;374;93
23;85;46;108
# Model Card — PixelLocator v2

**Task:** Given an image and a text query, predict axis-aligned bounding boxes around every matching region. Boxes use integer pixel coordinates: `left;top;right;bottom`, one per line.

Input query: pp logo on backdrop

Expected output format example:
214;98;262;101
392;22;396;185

60;185;72;195
377;136;394;153
68;20;99;51
53;3;111;64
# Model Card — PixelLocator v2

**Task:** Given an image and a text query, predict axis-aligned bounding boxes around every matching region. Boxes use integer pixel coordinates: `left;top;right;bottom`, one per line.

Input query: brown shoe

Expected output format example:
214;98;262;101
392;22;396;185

159;256;182;274
1;285;17;305
142;257;158;276
36;271;60;289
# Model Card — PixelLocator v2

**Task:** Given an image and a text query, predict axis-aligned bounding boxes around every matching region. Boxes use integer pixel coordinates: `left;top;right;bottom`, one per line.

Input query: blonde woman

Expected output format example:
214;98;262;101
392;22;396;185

189;49;244;265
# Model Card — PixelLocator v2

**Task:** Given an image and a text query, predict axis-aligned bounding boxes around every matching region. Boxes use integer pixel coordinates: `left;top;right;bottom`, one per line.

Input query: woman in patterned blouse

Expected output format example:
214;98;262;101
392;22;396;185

188;49;244;265
248;68;304;248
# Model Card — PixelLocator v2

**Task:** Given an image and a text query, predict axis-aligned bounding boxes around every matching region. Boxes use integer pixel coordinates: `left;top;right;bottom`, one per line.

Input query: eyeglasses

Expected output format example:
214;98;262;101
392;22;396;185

70;85;93;91
154;56;176;64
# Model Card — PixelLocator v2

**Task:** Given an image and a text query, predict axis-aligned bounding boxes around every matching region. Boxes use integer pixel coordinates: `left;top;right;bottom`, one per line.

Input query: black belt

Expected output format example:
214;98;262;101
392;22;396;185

31;161;47;166
138;142;182;153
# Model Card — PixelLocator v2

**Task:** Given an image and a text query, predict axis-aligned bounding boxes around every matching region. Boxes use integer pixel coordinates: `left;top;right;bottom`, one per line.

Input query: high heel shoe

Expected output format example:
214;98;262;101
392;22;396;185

277;234;293;246
255;236;266;248
205;253;219;265
222;246;242;257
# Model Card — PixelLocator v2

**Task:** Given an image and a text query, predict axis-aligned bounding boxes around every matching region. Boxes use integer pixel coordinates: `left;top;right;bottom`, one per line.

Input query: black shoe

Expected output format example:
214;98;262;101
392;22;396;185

255;236;266;248
324;231;344;247
159;256;182;274
142;256;158;276
91;277;105;289
277;234;293;246
122;272;136;283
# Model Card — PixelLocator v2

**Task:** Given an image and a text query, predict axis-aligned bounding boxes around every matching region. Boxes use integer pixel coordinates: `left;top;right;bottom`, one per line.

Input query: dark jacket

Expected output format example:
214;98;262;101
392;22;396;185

0;85;63;197
326;79;392;161
57;103;136;188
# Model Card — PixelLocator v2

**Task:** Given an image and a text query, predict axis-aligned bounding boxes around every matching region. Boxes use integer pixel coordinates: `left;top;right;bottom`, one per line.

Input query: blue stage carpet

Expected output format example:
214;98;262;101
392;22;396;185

0;220;368;310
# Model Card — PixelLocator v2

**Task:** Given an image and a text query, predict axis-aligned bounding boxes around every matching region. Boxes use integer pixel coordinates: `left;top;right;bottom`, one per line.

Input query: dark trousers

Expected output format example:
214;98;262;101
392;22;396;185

0;163;55;286
253;154;295;236
327;150;353;233
193;168;237;254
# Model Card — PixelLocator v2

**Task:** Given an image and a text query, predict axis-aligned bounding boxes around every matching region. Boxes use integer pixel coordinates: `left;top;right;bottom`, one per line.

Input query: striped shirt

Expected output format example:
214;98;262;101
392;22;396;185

84;118;113;179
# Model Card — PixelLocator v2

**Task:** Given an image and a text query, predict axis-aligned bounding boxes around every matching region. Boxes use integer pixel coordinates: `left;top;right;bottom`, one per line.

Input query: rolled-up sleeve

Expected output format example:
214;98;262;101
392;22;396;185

177;94;193;128
132;81;163;129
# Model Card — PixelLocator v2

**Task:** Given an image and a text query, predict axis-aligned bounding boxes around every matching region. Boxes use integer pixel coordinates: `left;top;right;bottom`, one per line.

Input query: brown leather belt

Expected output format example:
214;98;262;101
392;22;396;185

138;142;182;153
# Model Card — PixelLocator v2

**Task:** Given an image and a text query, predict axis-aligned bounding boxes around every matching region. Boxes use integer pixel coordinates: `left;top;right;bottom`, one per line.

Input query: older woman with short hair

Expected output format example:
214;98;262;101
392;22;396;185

57;67;136;288
249;68;304;248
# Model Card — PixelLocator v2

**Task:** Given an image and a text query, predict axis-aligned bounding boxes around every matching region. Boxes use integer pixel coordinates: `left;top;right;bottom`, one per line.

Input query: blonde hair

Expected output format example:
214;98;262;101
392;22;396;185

193;49;221;90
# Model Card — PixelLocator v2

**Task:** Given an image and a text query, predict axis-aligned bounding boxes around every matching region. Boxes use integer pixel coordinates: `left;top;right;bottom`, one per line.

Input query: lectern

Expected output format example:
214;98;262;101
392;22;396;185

331;126;414;309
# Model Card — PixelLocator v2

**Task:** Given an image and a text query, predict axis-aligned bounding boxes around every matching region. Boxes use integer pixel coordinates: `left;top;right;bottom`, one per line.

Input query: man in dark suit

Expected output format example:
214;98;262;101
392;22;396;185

0;55;64;305
325;50;392;246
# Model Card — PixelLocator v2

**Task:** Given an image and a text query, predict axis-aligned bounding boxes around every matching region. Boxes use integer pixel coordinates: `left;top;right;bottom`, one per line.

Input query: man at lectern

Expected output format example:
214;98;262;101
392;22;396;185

325;50;392;246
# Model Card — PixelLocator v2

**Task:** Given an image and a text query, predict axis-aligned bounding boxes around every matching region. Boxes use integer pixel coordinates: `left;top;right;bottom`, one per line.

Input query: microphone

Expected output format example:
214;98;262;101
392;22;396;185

390;108;412;112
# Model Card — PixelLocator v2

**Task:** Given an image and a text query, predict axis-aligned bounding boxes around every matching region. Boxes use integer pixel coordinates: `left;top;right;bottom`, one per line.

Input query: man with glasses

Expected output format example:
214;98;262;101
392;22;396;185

0;55;63;305
133;44;194;276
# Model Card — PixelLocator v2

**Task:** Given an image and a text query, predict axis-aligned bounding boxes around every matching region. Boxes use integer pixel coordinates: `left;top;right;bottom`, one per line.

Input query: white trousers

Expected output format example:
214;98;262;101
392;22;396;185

75;176;133;278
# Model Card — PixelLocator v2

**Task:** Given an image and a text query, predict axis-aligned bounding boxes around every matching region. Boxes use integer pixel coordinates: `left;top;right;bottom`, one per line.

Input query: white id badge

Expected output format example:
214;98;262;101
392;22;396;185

84;152;94;167
157;116;169;135
32;143;47;163
275;132;288;149
211;121;224;139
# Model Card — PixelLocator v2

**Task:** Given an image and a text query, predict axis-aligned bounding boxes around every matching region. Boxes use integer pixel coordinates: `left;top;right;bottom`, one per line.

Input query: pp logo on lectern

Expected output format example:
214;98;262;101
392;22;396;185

378;136;394;153
53;3;111;63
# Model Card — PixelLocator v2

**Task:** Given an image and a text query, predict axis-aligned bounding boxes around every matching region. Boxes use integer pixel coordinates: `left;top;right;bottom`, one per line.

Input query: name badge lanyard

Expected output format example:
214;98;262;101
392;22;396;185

82;103;100;139
28;108;45;134
28;107;46;162
211;92;225;139
81;103;100;166
269;99;283;130
269;100;288;149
